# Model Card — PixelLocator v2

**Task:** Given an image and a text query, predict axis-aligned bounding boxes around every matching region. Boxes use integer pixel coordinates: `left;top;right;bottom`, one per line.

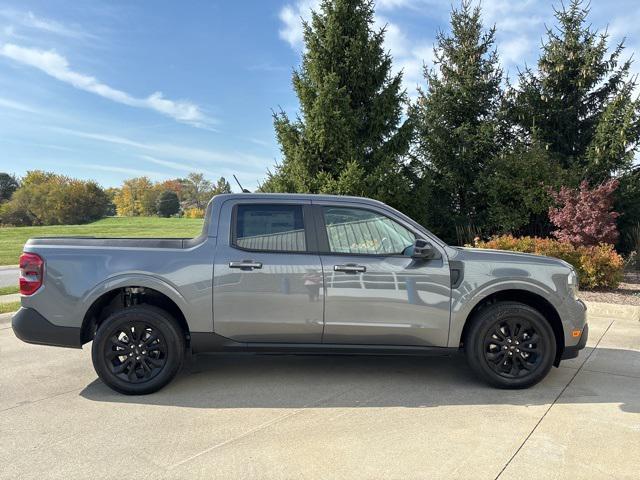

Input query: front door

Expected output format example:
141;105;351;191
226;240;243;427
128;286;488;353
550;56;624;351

317;204;451;347
213;201;324;343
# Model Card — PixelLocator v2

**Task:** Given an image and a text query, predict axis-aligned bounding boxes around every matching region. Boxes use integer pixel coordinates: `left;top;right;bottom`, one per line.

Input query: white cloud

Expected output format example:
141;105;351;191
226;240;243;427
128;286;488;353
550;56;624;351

139;154;215;175
278;1;433;96
81;163;168;178
499;36;532;69
279;0;320;49
0;96;41;114
52;127;271;171
376;0;413;10
0;43;213;128
0;8;92;39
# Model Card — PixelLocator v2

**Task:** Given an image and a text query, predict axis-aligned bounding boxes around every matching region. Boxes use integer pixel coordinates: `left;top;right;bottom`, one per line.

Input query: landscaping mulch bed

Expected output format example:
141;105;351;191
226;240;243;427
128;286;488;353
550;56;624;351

579;271;640;306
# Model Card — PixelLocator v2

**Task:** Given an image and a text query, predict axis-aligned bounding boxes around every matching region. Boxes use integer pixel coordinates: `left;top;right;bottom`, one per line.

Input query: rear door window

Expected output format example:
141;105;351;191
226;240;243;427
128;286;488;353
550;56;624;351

233;204;306;252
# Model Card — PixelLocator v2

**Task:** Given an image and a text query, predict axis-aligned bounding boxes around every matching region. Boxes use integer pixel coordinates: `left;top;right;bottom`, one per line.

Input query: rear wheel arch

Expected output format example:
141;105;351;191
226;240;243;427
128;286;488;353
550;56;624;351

459;289;565;365
80;286;190;346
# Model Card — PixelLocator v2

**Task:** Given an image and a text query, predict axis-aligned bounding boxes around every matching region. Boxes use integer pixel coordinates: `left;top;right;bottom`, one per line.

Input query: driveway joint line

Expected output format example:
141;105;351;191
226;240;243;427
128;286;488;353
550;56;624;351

580;368;640;380
167;387;356;471
0;379;104;415
494;319;615;480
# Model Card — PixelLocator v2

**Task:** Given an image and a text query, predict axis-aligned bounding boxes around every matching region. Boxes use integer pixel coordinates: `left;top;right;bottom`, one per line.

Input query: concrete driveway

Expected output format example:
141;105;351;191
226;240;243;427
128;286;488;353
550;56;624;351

1;308;638;479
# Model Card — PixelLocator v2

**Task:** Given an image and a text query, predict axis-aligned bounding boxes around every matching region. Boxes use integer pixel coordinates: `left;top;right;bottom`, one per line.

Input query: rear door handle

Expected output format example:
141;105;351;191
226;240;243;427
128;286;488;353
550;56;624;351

229;260;263;270
334;264;366;273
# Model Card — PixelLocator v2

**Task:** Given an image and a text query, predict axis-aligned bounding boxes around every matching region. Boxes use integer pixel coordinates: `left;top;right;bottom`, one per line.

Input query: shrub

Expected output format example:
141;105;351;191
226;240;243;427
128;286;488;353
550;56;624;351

576;244;624;289
183;207;205;219
476;235;624;289
548;179;620;246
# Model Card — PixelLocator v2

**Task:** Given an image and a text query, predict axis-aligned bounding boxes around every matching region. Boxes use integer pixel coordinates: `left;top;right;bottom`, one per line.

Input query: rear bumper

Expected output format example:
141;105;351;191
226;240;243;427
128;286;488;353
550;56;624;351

11;307;82;348
561;323;589;360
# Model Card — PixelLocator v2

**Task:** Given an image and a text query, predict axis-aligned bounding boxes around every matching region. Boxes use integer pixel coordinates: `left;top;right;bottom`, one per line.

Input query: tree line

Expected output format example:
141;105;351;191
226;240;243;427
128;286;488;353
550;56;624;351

261;0;640;254
0;171;231;225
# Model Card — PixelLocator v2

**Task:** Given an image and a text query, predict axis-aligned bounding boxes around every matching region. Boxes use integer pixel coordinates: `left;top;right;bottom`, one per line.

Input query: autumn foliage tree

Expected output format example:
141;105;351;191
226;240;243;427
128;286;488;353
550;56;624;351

548;179;620;246
0;171;109;226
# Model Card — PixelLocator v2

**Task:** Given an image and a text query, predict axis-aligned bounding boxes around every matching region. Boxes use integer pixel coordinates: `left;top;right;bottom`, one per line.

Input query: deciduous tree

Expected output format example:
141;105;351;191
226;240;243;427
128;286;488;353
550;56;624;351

548;179;620;246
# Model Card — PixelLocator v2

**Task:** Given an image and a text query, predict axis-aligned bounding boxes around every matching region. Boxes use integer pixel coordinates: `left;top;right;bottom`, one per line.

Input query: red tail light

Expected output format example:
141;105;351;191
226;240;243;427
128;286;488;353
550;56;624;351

19;252;44;295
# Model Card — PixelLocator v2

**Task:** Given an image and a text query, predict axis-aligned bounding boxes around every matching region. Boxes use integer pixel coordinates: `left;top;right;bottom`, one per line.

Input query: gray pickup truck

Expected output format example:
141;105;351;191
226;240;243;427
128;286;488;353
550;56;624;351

12;193;588;394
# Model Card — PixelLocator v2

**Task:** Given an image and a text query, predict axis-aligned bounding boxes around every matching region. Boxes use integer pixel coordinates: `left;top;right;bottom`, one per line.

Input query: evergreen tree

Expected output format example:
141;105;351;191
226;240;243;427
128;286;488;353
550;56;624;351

412;0;503;242
212;177;232;195
156;190;180;217
261;0;413;211
0;173;19;202
513;0;640;183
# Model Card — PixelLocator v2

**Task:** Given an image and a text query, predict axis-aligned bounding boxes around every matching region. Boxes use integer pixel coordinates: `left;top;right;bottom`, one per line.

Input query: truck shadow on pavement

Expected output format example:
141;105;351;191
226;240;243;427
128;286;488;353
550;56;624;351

80;348;640;413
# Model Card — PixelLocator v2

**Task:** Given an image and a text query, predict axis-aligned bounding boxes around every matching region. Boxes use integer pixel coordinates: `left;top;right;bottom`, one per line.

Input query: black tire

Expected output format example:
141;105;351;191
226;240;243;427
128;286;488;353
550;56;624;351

464;301;556;389
91;305;185;395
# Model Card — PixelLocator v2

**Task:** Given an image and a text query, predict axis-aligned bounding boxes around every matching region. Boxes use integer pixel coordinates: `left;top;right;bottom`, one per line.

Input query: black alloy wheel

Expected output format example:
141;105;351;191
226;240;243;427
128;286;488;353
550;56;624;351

483;316;544;379
92;305;185;395
104;322;168;383
465;301;556;389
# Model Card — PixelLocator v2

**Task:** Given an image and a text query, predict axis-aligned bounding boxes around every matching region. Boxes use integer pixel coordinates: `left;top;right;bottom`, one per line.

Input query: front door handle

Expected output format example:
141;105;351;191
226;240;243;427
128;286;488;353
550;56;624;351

229;260;263;270
334;264;366;273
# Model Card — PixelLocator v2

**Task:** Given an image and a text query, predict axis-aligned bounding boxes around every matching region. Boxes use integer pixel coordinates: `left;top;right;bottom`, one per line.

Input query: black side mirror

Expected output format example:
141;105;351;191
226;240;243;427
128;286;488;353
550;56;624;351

412;239;439;260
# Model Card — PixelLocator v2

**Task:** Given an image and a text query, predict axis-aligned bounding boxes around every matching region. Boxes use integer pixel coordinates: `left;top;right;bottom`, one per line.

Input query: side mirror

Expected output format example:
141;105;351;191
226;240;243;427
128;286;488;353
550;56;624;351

412;239;439;260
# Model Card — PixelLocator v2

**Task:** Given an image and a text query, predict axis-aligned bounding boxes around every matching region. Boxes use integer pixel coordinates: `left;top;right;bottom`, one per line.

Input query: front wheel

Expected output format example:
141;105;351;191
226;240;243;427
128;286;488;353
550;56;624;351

464;302;556;389
91;305;185;395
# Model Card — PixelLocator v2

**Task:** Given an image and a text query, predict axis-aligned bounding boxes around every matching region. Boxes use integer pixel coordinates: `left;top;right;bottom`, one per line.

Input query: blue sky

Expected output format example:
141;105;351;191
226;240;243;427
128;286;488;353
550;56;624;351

0;0;638;190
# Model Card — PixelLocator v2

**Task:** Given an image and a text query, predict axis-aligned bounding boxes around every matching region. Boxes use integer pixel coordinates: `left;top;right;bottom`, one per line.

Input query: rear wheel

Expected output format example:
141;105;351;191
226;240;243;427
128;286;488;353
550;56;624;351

464;302;556;389
91;305;185;395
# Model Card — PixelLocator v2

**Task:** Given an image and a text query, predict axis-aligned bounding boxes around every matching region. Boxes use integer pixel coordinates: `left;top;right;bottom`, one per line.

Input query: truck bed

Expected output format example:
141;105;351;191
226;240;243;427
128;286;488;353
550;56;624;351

26;235;206;249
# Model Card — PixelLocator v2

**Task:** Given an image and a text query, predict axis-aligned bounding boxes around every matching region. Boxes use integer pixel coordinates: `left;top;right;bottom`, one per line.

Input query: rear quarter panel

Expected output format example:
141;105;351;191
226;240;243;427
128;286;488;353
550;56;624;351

21;240;216;332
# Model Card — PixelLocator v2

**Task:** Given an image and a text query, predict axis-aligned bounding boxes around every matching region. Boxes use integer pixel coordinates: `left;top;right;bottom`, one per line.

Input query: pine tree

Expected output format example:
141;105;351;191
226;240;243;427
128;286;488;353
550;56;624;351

513;0;640;183
261;0;413;211
156;190;180;217
412;0;503;242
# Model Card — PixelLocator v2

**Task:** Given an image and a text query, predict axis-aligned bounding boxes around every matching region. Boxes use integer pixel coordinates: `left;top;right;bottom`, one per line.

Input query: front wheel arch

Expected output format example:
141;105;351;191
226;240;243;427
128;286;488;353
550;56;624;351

460;289;565;366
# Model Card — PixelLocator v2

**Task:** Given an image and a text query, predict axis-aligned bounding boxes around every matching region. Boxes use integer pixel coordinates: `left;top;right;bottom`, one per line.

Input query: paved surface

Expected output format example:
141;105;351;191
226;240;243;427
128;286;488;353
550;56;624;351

0;310;638;480
0;266;19;289
0;293;19;304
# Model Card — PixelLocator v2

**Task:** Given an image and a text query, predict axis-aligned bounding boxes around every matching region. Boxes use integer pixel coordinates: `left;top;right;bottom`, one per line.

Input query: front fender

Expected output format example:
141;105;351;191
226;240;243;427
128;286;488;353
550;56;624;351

448;279;563;348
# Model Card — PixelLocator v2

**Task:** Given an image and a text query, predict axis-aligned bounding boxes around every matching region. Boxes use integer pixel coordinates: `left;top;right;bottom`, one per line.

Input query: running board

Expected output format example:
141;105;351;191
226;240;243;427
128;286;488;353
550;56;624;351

190;333;458;357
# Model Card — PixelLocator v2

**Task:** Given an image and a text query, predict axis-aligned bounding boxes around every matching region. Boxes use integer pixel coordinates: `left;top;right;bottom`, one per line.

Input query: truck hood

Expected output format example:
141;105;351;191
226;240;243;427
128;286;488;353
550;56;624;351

448;246;571;269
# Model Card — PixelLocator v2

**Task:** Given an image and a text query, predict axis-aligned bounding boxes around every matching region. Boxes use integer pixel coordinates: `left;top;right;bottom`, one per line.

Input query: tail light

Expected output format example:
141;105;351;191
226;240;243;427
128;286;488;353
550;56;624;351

19;252;44;295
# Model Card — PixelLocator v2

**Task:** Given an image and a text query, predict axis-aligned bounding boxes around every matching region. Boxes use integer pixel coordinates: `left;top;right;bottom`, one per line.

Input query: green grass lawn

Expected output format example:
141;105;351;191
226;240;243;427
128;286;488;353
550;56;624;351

0;301;20;314
0;216;204;266
0;285;19;296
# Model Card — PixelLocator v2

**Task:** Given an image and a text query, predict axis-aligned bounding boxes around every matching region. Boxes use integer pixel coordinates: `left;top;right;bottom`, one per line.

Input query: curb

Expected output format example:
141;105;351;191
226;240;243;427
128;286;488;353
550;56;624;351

0;312;14;324
0;265;19;270
584;301;640;322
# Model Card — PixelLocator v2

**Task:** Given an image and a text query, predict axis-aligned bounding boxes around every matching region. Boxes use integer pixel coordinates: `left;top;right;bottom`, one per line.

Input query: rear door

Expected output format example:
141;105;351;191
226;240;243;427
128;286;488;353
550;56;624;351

315;202;451;347
213;199;324;343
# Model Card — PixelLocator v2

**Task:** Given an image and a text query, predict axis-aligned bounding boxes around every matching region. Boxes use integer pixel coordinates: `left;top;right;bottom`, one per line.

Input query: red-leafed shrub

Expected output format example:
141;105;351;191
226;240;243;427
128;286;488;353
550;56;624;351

548;180;620;246
475;235;623;289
